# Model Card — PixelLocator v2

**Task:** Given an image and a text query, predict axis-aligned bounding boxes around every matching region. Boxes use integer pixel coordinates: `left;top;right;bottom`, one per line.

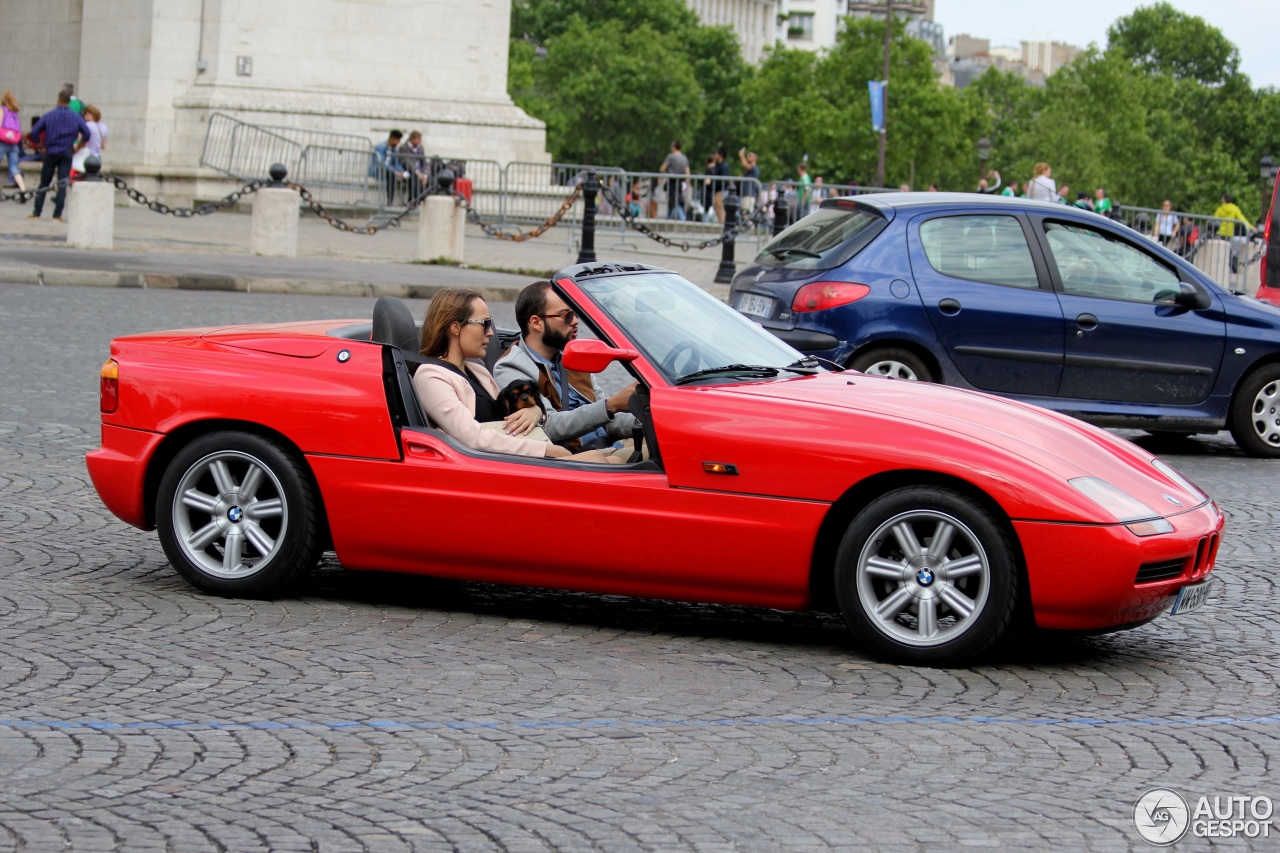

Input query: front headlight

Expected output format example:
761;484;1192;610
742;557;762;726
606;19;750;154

1069;477;1174;536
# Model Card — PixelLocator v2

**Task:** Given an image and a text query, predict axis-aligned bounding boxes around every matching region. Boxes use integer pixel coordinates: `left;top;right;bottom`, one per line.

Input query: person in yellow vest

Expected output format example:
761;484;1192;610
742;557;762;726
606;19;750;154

1213;193;1254;273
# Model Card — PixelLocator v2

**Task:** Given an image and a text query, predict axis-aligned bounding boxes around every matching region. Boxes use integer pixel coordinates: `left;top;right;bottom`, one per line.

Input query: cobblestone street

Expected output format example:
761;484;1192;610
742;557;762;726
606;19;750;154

1;283;1277;851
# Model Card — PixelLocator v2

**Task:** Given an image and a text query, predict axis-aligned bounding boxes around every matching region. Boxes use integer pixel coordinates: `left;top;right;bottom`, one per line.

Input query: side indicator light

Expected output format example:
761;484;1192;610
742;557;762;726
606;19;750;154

703;462;739;476
100;358;119;414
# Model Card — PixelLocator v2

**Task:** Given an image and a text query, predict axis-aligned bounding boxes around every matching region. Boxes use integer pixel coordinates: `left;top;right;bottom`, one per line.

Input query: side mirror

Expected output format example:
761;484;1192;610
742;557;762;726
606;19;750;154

1175;282;1212;310
561;339;639;373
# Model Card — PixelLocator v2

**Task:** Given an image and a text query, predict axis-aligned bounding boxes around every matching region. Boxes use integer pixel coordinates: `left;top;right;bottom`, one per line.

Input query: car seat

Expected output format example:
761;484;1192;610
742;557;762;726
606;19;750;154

371;296;428;428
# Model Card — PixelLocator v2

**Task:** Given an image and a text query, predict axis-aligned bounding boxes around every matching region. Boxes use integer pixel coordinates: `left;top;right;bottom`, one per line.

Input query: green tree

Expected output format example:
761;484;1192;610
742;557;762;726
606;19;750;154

1106;2;1240;85
525;18;703;169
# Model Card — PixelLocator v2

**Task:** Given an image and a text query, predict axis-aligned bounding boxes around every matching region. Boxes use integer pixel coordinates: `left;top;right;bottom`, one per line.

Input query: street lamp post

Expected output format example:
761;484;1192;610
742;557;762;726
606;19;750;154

977;136;991;182
866;0;928;189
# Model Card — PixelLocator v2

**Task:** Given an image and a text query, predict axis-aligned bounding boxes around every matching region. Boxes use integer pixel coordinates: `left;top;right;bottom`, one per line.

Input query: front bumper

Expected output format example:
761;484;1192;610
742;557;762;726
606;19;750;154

86;423;164;531
1016;501;1224;630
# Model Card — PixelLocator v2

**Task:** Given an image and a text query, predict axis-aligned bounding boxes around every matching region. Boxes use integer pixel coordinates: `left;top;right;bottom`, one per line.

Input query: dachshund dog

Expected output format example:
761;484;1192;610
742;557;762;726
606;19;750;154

497;379;546;420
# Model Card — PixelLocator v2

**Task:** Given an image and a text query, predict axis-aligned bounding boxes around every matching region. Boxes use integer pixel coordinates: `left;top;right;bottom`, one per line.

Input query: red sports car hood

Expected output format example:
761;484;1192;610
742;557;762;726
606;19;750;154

715;372;1207;513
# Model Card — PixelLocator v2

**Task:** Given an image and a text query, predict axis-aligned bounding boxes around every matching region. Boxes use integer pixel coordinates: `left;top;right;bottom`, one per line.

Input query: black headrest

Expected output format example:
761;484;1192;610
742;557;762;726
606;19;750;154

372;296;419;353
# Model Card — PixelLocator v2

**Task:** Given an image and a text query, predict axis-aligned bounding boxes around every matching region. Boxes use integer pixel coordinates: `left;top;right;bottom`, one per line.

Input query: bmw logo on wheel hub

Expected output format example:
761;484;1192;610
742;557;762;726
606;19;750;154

227;506;243;523
916;568;935;586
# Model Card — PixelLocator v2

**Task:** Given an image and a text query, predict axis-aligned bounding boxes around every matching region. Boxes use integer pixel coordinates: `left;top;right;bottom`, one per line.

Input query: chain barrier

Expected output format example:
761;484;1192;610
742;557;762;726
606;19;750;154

0;177;71;204
599;182;769;252
462;184;583;242
98;174;266;217
290;182;459;235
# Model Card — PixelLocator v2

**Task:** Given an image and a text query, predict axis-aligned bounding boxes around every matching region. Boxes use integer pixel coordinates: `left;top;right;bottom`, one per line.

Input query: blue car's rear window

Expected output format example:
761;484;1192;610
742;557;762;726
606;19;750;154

754;207;886;271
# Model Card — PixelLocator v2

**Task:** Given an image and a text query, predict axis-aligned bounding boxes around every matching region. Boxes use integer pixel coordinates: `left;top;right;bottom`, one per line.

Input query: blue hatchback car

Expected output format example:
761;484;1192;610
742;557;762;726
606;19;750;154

729;192;1280;457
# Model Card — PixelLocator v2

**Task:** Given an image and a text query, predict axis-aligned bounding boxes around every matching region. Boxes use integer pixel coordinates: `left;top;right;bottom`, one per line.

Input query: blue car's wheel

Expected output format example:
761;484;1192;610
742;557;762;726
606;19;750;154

1230;364;1280;457
835;486;1018;665
849;347;932;382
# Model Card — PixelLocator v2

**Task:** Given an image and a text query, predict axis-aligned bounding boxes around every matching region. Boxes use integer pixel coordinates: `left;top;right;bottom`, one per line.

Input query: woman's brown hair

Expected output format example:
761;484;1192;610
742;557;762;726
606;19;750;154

83;104;101;121
1;91;18;113
420;289;482;357
1032;162;1050;178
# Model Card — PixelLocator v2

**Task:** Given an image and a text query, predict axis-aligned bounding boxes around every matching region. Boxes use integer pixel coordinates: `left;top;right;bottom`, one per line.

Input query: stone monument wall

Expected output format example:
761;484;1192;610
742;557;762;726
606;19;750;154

0;0;548;200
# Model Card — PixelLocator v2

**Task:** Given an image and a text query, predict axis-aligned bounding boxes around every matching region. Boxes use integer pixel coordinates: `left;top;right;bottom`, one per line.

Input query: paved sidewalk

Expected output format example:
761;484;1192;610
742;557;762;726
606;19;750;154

0;193;747;300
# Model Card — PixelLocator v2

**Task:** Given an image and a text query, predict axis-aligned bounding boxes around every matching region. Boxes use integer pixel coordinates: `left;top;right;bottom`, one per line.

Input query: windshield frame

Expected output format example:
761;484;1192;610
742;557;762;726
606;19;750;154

571;270;807;386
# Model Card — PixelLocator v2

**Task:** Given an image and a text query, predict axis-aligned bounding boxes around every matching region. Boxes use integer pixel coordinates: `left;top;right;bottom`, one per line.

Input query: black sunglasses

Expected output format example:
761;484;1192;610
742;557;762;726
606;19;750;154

538;309;576;324
462;317;494;333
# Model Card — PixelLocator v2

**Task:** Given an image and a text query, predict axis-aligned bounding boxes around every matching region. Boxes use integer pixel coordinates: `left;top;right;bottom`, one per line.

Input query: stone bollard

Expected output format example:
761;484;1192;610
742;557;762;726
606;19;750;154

67;156;114;250
250;163;299;258
714;188;740;284
576;171;599;265
417;168;465;263
773;196;789;237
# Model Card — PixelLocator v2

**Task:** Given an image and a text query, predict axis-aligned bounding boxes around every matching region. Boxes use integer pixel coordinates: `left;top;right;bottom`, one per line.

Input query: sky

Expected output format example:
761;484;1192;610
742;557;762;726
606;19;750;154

931;0;1279;88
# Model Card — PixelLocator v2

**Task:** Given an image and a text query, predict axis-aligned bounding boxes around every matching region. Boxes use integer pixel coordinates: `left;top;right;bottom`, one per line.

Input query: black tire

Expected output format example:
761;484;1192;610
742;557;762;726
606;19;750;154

156;431;323;597
849;346;933;382
834;486;1019;666
1229;364;1280;458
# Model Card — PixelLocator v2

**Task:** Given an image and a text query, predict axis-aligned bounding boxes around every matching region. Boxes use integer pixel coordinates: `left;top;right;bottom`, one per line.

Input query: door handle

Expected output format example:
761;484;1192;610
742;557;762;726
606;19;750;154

404;437;445;458
1076;313;1099;331
938;298;961;315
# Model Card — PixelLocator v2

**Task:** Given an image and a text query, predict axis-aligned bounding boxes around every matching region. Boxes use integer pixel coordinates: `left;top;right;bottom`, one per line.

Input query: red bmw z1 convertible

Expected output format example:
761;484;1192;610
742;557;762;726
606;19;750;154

87;262;1222;665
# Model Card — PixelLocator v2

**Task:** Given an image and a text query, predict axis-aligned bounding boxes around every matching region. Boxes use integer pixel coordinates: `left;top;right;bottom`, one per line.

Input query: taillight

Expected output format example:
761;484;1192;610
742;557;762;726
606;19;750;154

792;281;871;312
1263;207;1272;291
100;358;119;413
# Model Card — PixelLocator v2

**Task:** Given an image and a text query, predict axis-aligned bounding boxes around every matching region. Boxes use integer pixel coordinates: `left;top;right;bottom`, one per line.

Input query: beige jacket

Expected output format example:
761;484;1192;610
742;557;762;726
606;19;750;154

412;359;548;457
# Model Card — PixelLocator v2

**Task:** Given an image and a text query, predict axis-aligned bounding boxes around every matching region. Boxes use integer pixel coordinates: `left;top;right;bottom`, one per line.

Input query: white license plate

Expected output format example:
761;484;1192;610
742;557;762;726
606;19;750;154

1171;580;1211;615
738;294;774;318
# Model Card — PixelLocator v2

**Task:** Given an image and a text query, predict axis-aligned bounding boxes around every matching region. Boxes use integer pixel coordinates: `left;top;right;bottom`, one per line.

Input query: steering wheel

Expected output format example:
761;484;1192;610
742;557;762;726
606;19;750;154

663;340;704;377
1063;257;1099;287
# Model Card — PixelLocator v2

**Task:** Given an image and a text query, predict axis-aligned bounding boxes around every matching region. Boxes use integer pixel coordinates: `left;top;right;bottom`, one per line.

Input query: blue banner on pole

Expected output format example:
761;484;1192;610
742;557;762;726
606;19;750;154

869;80;886;132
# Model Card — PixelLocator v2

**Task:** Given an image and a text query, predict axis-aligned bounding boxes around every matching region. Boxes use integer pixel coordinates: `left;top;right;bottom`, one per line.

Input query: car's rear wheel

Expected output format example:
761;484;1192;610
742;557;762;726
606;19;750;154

849;347;933;381
1229;364;1280;457
835;486;1018;666
156;431;323;597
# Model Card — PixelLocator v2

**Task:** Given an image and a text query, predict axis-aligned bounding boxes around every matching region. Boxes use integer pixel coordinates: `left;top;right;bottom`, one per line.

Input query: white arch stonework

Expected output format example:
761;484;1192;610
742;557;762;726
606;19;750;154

0;0;548;200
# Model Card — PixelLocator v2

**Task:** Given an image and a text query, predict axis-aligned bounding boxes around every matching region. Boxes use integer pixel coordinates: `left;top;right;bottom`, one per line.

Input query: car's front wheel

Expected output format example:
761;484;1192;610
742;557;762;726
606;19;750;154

835;486;1018;666
848;346;933;381
1230;364;1280;457
156;431;323;597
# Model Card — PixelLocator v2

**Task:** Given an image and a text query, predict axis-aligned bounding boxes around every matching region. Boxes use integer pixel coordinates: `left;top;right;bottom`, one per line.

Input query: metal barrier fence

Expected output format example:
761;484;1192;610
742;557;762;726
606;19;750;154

1111;205;1263;295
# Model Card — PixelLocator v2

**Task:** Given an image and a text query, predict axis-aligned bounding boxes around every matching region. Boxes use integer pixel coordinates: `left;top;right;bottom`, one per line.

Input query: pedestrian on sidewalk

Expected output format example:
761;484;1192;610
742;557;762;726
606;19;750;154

70;104;107;180
658;140;690;221
27;88;90;222
1093;187;1113;218
711;147;729;224
398;131;426;200
372;130;407;205
1027;163;1056;202
738;148;760;214
1155;199;1180;248
0;91;25;191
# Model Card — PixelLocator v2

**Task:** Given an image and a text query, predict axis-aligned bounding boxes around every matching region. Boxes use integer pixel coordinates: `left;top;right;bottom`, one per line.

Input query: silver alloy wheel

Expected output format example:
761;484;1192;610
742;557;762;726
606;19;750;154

170;450;288;579
1249;378;1280;447
860;359;919;380
855;509;991;647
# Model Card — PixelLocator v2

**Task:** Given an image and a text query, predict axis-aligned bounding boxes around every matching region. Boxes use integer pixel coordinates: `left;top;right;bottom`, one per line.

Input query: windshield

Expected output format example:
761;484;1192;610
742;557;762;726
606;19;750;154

577;272;806;385
754;206;886;270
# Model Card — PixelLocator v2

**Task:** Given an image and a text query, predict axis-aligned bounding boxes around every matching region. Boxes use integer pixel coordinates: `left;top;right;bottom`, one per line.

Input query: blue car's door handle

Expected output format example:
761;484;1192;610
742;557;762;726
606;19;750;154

938;298;961;315
1076;313;1099;331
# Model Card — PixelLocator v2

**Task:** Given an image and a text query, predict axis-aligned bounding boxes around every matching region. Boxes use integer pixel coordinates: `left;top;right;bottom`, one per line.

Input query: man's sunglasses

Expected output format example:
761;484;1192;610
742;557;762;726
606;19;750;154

462;318;495;333
538;309;576;324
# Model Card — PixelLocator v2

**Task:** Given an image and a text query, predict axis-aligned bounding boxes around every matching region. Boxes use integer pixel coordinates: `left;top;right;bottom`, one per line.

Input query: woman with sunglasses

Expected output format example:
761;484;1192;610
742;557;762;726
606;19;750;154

413;289;613;461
